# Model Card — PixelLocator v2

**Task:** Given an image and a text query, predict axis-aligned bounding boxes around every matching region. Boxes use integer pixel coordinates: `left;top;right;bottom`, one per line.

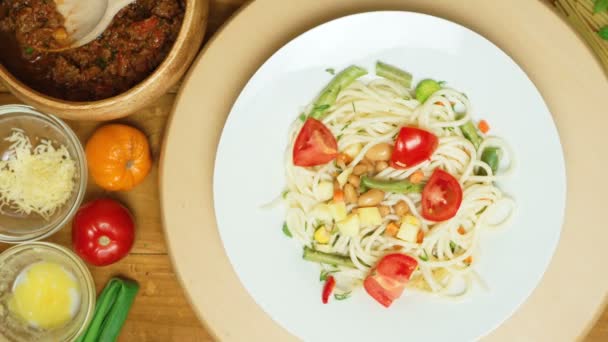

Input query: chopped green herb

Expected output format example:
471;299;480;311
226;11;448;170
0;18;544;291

594;0;608;13
24;46;34;55
282;222;292;238
336;134;343;141
313;104;330;112
96;57;108;69
334;292;351;301
449;241;457;253
599;26;608;40
320;269;334;282
325;68;336;75
281;190;289;199
299;113;307;122
351;102;357;113
438;80;447;86
419;250;429;261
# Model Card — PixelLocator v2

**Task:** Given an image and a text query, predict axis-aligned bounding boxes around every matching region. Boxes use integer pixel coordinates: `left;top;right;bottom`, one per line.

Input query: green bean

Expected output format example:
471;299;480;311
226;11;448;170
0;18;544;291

477;147;500;176
375;61;412;88
415;79;441;103
459;120;483;149
360;175;424;194
309;66;368;120
303;247;355;268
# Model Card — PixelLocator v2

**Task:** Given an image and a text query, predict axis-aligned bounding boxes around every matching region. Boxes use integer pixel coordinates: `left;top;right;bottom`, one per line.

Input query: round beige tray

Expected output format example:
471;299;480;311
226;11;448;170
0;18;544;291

160;0;608;340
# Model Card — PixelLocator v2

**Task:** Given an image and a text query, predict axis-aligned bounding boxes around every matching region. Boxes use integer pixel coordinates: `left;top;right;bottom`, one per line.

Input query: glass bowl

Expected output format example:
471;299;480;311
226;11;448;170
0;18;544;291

0;105;87;243
0;242;96;342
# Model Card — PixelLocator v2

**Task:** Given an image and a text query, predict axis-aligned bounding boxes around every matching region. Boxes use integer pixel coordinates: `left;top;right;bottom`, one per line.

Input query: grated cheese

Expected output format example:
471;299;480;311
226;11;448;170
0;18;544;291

0;129;77;220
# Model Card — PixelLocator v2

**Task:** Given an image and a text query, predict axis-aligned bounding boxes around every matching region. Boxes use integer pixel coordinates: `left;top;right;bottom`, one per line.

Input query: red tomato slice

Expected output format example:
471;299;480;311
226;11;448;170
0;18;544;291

293;118;338;167
364;276;400;308
375;253;419;283
364;253;418;307
390;127;438;169
421;169;463;221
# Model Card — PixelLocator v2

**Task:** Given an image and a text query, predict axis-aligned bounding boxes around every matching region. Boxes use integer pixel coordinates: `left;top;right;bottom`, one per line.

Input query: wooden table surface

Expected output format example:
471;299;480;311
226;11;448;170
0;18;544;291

0;0;606;341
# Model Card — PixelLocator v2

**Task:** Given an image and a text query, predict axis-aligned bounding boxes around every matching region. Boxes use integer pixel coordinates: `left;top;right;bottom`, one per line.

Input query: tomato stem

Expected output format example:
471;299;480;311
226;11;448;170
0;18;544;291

99;235;111;247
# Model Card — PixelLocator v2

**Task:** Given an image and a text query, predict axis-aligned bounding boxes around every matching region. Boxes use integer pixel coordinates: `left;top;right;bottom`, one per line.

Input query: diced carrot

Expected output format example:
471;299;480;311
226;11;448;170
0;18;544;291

336;153;353;164
458;226;466;235
409;170;425;184
333;189;344;203
416;229;424;244
385;222;399;237
434;101;444;107
393;245;403;251
464;256;473;264
478;120;490;134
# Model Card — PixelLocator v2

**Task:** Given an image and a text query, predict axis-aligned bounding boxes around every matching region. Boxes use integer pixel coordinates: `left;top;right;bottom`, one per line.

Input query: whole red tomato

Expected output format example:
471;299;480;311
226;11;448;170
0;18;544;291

72;198;135;266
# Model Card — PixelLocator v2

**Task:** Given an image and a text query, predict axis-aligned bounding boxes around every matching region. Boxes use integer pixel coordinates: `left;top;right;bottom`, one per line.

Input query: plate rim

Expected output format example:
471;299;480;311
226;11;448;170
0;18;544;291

212;10;567;342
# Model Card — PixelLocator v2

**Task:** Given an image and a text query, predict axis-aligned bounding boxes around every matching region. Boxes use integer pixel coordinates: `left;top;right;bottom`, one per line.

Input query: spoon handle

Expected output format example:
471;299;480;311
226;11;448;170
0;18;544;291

75;0;135;45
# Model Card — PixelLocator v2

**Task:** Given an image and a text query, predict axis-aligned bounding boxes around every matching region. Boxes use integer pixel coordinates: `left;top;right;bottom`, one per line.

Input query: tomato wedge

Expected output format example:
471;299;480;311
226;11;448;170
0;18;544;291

390;127;438;169
421;169;463;221
293;118;338;167
364;253;418;307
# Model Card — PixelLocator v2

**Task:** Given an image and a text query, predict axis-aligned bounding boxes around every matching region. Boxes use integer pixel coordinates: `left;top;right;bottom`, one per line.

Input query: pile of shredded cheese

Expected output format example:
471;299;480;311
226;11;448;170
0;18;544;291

0;129;76;220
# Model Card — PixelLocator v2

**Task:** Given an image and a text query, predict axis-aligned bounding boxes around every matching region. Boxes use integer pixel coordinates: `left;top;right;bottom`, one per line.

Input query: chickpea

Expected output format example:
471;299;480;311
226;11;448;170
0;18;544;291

344;184;358;204
365;143;393;161
378;205;391;217
375;161;389;173
394;200;409;216
352;163;368;176
358;189;385;207
348;174;360;187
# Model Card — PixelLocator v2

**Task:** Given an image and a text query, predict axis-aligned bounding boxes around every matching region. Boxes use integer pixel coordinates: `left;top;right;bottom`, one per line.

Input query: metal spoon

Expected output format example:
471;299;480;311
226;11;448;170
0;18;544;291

52;0;136;50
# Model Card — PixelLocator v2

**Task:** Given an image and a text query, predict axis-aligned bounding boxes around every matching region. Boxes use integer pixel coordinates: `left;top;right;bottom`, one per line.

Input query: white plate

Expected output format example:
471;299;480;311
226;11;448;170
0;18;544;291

213;11;565;342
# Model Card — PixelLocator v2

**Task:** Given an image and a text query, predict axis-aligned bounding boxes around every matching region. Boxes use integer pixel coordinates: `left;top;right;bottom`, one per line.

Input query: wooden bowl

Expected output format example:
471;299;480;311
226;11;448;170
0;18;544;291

0;0;209;121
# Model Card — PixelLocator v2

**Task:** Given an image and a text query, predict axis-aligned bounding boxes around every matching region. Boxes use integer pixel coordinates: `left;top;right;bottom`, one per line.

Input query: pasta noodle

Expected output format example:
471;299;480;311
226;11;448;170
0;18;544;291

281;73;515;299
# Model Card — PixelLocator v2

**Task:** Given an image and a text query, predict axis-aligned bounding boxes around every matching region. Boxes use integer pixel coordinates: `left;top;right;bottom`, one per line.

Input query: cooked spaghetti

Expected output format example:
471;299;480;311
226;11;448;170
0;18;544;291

279;63;515;306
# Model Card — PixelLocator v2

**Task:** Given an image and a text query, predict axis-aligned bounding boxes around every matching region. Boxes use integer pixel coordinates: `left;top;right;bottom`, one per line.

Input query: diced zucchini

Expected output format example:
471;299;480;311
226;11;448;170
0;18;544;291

310;203;333;223
396;215;421;242
337;214;360;237
357;207;382;226
328;202;347;221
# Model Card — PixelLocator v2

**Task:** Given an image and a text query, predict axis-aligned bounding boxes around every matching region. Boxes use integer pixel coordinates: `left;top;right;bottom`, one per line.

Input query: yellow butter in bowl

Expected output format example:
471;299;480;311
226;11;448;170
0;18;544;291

9;261;80;329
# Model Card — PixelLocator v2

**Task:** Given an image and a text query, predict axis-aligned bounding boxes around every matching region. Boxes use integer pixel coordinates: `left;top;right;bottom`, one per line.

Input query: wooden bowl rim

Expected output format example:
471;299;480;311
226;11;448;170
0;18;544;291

0;0;204;112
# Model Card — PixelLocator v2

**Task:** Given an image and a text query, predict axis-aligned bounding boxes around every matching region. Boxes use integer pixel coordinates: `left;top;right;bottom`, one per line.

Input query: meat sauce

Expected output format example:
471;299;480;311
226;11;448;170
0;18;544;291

0;0;184;101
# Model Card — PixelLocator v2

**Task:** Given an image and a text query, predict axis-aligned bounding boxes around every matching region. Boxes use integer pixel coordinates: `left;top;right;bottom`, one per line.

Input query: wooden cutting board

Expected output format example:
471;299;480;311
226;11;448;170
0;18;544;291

0;0;606;341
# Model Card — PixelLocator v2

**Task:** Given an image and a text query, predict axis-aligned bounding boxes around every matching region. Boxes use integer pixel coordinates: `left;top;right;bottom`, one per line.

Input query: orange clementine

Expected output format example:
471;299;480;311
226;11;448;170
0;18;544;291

85;124;152;191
